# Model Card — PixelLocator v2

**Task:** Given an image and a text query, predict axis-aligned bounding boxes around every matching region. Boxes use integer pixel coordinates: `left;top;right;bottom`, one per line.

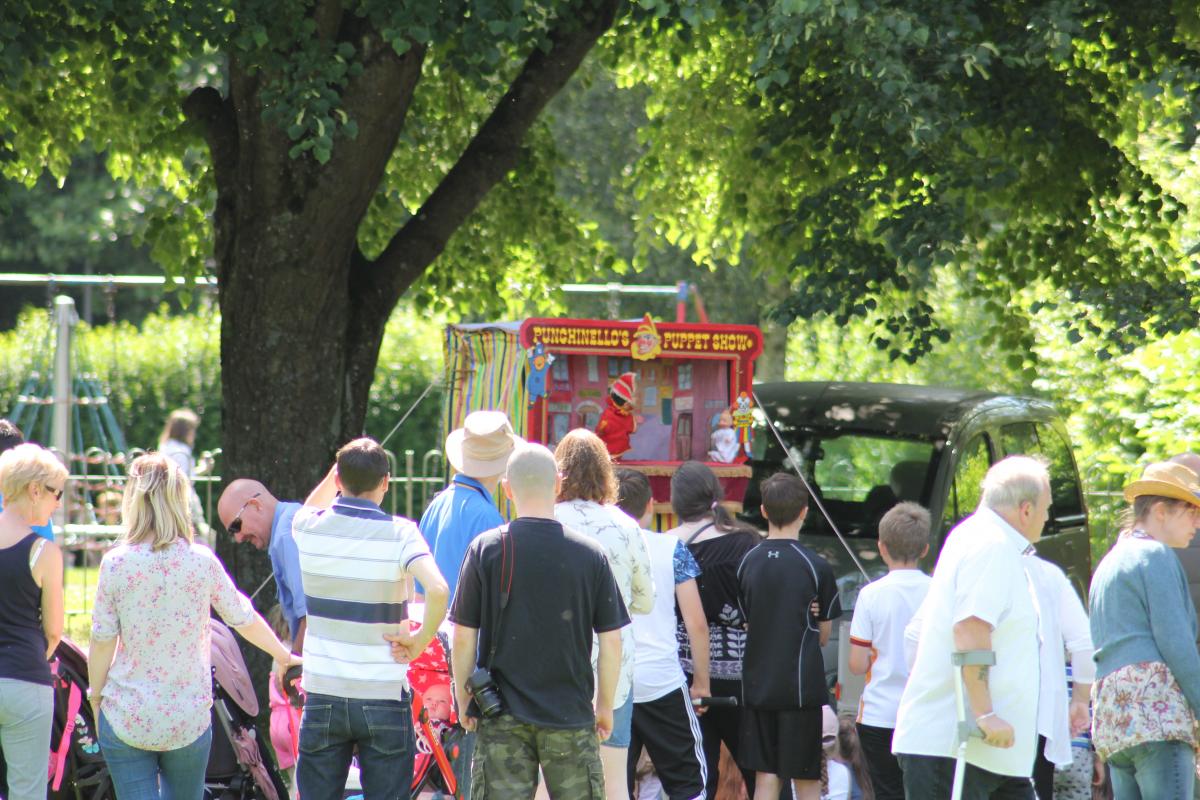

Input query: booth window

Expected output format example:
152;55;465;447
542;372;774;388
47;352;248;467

675;413;693;460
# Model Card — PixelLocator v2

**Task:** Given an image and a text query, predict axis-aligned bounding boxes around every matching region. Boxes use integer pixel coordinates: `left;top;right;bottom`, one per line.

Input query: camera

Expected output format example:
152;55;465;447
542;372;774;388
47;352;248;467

465;667;504;718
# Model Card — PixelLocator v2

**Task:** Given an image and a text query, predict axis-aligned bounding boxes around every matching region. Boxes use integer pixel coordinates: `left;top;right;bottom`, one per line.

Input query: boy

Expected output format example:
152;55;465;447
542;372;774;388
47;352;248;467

737;472;842;800
847;501;932;800
616;468;710;800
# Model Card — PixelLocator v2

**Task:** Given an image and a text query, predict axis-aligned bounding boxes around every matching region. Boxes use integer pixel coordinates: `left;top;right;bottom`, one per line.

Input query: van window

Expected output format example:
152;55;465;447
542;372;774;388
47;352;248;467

943;435;991;530
1000;422;1084;526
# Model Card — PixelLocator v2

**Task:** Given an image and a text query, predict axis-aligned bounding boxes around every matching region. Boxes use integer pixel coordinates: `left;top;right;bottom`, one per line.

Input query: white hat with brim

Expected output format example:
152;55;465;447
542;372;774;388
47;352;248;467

1124;462;1200;509
445;411;524;477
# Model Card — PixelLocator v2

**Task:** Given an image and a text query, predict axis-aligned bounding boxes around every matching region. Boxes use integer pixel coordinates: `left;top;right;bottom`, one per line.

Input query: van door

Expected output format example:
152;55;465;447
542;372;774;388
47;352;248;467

998;422;1091;598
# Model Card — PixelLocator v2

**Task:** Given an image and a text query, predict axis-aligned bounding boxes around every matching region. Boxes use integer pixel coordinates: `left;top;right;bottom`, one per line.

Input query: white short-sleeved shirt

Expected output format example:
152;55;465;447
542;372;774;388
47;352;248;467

892;507;1041;777
1026;555;1093;766
848;569;931;727
554;499;654;707
633;530;701;703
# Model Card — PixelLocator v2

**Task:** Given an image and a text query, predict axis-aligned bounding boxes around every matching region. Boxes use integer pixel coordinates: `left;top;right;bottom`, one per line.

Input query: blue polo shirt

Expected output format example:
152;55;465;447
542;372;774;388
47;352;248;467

418;476;504;598
0;493;55;541
269;501;307;639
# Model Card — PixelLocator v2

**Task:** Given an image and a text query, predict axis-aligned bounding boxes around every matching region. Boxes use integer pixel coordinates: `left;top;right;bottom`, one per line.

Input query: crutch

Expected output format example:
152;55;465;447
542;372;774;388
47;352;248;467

951;649;996;800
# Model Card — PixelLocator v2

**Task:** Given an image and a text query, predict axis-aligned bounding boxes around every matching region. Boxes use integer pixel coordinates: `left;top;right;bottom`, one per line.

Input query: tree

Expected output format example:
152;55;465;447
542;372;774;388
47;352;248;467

614;1;1200;360
0;1;668;597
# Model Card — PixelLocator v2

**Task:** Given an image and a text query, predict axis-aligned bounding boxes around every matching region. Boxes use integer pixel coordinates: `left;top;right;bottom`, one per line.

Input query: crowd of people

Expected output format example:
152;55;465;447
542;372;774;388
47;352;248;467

1;410;1200;800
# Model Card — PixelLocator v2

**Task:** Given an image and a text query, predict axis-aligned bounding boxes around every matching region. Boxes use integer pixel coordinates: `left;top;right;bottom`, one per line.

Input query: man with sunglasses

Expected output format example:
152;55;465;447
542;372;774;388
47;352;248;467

218;480;307;652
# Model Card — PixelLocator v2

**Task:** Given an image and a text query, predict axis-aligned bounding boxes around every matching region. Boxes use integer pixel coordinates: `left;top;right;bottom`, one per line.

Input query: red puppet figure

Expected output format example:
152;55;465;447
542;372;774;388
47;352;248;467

596;372;637;459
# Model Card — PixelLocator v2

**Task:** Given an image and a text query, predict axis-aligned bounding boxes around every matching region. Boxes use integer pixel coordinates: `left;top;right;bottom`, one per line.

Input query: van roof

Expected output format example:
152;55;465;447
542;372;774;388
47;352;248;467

752;381;1036;440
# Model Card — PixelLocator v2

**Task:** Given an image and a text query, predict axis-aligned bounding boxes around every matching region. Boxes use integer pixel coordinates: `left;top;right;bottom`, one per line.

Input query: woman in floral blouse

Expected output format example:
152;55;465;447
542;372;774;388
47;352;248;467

1089;461;1200;798
554;429;654;799
89;453;299;800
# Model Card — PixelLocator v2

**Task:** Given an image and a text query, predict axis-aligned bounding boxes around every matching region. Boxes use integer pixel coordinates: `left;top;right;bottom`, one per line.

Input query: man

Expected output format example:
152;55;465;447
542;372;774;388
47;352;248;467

893;455;1049;799
0;419;55;540
218;479;307;651
450;443;628;798
292;437;449;799
419;409;520;599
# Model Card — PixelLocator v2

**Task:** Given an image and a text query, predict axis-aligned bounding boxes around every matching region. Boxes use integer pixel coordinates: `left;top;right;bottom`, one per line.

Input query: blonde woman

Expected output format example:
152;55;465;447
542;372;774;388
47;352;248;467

0;443;65;800
89;453;299;800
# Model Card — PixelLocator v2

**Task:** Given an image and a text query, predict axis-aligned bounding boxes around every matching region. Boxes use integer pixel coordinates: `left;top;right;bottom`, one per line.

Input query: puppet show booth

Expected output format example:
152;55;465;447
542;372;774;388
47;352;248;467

441;315;763;527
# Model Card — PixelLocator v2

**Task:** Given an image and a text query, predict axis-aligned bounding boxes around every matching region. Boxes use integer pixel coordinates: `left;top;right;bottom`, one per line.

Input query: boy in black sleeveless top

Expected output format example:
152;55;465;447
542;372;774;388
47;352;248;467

736;472;842;800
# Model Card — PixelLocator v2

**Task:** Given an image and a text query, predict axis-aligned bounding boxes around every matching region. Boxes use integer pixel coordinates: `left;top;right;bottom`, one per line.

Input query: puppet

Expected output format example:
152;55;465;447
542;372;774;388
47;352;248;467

708;408;740;463
596;371;637;459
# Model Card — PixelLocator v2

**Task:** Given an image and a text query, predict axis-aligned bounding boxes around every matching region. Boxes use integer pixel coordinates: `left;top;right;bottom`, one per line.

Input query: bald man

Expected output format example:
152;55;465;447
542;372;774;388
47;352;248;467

218;480;306;652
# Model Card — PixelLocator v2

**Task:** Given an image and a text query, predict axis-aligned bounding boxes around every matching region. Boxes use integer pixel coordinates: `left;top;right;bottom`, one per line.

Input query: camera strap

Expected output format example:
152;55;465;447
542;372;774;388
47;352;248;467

485;524;514;669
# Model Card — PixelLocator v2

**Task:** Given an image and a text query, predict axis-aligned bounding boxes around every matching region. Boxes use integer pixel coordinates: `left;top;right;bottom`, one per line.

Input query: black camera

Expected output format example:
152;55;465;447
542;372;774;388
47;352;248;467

465;667;504;719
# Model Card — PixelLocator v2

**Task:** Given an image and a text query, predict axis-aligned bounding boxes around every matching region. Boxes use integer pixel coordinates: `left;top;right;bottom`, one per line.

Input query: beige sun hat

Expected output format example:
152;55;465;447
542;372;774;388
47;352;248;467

445;411;524;477
1124;462;1200;509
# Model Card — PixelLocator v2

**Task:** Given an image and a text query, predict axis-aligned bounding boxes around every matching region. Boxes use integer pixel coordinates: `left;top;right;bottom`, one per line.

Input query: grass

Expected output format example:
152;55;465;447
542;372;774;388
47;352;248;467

64;565;99;649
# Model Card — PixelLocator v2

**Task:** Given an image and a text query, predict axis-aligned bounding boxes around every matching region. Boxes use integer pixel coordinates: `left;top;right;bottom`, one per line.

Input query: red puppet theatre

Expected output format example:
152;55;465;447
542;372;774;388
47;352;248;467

518;314;763;526
596;371;638;459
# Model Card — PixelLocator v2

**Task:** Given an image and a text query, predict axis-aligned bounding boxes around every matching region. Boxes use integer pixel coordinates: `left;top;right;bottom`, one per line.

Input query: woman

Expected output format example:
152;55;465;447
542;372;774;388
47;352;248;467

158;408;208;541
667;460;762;799
553;429;654;799
0;444;65;800
89;453;299;799
1090;461;1200;799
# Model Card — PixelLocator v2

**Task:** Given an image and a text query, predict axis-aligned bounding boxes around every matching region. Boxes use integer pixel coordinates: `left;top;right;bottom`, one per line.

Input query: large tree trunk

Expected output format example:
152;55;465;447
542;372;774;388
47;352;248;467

181;2;620;602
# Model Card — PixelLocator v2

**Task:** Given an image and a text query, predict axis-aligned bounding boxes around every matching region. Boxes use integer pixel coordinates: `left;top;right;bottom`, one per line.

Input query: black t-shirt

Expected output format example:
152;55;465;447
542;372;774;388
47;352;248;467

737;538;842;710
449;516;630;728
676;529;761;681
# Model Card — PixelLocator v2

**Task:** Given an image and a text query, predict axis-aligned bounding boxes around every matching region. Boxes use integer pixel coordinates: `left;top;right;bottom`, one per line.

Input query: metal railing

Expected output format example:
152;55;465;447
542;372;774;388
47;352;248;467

57;446;448;643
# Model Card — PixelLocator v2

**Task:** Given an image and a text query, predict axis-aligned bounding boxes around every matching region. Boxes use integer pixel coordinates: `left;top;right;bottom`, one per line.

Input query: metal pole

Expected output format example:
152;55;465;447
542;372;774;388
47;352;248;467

52;295;77;536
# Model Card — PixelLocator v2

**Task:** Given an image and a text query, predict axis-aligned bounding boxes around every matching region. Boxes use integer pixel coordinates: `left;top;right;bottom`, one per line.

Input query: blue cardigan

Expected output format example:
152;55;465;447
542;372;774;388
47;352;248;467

1090;535;1200;714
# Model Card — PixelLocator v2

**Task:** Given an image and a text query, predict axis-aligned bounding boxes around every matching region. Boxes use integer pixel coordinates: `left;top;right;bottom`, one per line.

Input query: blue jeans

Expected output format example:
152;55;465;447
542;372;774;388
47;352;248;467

0;678;54;800
1107;740;1196;799
297;692;414;800
602;695;634;748
98;711;211;800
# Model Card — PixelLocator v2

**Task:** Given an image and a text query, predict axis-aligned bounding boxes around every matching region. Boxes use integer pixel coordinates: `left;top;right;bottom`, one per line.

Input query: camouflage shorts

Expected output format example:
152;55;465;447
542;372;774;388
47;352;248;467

470;714;604;800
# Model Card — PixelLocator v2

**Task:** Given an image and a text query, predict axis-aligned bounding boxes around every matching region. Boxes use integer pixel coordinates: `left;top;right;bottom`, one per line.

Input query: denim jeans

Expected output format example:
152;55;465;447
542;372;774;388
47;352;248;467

297;692;414;800
1107;740;1196;800
0;677;54;800
98;711;211;800
897;753;1035;800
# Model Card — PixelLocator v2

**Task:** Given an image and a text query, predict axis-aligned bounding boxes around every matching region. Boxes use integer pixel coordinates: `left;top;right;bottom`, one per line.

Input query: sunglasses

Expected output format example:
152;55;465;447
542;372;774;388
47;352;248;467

43;484;64;501
228;492;261;536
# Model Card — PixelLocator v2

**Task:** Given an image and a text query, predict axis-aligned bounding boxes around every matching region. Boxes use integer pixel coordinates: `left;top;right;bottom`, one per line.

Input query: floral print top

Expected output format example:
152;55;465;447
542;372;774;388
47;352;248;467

92;541;255;751
1091;660;1195;760
554;499;655;706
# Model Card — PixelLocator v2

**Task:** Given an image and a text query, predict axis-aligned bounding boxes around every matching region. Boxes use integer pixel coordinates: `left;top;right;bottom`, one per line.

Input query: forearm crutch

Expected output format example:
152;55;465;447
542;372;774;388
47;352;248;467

951;649;996;800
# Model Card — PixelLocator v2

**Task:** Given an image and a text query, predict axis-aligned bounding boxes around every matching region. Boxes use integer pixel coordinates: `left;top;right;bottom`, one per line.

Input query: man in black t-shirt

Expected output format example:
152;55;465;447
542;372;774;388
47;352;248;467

736;472;842;800
450;443;630;799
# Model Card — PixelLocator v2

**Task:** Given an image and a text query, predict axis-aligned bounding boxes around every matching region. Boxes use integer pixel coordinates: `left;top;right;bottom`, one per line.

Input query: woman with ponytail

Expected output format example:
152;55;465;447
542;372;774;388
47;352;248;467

667;460;762;798
88;453;299;800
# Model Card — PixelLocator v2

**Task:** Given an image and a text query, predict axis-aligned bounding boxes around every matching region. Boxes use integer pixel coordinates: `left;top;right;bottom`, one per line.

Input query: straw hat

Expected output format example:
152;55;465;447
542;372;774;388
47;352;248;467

1124;462;1200;509
445;411;523;477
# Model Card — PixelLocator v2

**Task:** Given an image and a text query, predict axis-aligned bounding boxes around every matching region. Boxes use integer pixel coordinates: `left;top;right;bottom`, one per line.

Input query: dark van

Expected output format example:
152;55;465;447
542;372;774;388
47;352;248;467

739;382;1091;705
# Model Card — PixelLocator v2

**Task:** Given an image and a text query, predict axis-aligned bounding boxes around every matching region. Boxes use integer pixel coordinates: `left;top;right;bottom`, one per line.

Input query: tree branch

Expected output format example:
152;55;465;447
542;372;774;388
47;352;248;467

182;85;239;279
367;0;620;304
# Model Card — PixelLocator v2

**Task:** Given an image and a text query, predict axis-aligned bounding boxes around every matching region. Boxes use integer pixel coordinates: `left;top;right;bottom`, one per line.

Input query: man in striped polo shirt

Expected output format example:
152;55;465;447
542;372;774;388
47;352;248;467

292;437;450;800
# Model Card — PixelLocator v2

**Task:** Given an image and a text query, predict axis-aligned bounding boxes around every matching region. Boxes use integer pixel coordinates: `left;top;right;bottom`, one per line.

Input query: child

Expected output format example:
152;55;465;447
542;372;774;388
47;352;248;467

266;605;299;797
846;502;931;800
596;371;638;459
616;467;711;800
737;472;842;800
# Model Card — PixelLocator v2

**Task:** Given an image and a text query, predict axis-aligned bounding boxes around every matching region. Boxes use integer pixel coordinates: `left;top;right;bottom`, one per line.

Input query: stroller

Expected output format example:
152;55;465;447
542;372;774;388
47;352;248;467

39;620;288;800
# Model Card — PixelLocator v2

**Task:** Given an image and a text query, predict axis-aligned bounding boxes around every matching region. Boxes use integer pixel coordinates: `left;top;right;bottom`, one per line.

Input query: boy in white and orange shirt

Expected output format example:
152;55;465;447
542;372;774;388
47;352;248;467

847;502;932;800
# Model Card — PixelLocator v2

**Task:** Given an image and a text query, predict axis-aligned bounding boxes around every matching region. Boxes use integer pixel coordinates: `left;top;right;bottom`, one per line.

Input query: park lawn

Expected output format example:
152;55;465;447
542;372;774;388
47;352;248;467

64;565;99;650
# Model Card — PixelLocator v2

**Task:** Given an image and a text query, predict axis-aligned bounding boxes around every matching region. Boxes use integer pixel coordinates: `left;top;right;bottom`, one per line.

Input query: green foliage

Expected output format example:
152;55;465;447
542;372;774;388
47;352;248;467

616;1;1200;359
0;303;445;460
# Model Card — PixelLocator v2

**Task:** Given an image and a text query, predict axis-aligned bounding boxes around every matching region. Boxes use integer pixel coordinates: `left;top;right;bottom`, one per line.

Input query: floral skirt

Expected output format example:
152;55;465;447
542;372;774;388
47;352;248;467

1092;660;1196;761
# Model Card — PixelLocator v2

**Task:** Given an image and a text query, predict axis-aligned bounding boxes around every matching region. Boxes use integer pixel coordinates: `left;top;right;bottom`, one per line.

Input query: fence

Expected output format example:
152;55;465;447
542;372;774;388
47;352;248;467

58;446;447;642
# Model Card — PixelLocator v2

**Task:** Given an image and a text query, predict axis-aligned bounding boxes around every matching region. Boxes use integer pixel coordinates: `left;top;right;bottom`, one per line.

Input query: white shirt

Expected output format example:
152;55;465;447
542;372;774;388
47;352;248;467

822;760;851;800
554;499;655;706
848;569;931;727
892;507;1041;777
1025;555;1094;766
633;530;698;702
